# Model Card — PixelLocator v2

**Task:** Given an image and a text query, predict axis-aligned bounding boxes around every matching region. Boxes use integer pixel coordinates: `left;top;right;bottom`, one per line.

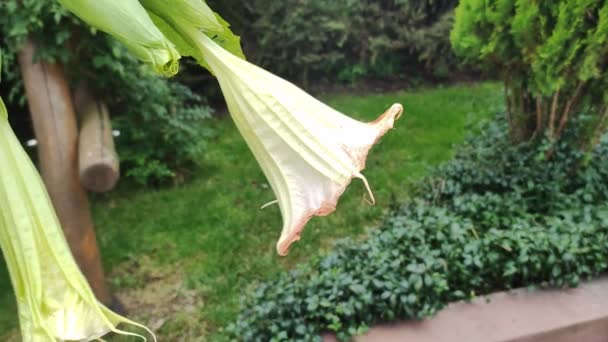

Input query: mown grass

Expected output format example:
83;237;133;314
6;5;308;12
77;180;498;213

0;82;502;338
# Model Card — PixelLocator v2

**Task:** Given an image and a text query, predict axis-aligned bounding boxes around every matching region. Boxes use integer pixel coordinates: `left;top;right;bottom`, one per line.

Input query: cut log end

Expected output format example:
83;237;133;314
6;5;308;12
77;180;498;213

80;161;119;193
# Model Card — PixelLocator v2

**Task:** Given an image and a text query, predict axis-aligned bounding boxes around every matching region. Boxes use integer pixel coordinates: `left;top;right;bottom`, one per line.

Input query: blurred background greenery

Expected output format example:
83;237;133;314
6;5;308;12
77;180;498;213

1;0;607;340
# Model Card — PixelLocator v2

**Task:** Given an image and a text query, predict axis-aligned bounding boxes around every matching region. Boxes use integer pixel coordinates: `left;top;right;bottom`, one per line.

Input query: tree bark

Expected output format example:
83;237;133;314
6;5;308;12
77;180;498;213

548;90;560;139
18;39;113;305
556;82;584;139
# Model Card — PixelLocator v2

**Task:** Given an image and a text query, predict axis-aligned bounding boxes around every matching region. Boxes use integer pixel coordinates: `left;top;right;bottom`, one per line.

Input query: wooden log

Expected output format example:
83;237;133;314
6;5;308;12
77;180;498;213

18;38;113;306
74;84;120;193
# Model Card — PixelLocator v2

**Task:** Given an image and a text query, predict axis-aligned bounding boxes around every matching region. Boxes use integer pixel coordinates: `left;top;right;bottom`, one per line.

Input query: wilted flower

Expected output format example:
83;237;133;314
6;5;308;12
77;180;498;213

0;97;152;340
57;0;180;76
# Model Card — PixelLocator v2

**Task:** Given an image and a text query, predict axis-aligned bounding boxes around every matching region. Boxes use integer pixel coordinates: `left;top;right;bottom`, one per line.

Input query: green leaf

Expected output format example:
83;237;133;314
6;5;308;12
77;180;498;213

140;0;245;72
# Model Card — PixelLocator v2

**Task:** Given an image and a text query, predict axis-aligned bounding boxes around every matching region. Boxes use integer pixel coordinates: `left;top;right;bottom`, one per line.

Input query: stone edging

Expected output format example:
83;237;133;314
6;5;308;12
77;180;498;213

324;276;608;342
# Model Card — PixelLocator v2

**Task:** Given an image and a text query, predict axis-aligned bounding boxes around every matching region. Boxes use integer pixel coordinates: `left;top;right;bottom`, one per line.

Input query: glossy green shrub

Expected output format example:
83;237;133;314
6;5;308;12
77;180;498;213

0;0;213;185
226;118;608;341
421;117;608;212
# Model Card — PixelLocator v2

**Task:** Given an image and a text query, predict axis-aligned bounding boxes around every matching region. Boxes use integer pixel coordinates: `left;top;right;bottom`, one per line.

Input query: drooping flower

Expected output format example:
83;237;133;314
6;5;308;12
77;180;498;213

0;96;152;340
139;1;404;255
197;34;402;255
57;0;180;76
59;0;403;255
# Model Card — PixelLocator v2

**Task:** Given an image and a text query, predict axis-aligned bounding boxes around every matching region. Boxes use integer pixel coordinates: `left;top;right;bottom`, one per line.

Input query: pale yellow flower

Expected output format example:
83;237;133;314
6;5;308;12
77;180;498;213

194;33;403;255
59;0;404;255
0;97;152;341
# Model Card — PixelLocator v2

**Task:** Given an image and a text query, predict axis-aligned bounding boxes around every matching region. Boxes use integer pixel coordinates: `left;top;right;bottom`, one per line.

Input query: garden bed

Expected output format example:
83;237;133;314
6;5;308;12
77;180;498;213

226;117;608;341
0;83;503;338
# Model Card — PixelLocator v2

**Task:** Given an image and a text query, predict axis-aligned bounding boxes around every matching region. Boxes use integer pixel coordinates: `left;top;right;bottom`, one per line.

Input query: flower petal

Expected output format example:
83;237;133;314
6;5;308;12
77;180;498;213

196;34;403;255
0;105;153;341
129;4;404;255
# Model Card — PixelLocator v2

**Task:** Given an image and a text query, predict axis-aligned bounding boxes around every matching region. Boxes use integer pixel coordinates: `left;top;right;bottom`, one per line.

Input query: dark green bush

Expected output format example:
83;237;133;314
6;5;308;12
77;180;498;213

0;0;213;185
422;121;608;211
208;0;461;87
226;117;608;341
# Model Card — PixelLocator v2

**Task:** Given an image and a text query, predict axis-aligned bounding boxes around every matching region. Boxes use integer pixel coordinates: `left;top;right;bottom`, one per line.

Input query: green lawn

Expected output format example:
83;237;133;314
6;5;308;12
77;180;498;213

0;82;503;339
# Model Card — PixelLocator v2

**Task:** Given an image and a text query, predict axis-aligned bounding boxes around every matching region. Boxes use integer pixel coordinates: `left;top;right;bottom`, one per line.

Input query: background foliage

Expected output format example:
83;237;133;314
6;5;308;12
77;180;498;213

0;0;479;184
452;0;608;144
0;0;213;185
226;117;608;341
206;0;463;87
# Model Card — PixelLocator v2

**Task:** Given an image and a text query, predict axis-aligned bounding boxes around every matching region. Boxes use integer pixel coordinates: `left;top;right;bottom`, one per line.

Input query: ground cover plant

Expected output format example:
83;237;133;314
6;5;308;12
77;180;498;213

0;82;503;339
226;116;608;341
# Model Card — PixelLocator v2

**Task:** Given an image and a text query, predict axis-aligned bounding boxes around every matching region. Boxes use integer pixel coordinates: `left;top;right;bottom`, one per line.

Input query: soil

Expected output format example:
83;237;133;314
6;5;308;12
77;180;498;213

110;256;207;341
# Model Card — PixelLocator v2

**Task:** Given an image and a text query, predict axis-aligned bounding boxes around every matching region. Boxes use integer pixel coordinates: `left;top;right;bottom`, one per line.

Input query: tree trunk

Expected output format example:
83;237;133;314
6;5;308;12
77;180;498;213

18;39;113;306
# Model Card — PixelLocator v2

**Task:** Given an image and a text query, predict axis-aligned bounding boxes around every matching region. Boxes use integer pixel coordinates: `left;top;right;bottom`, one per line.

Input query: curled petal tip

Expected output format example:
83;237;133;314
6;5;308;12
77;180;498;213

277;232;302;256
355;172;376;206
375;103;404;124
391;103;404;120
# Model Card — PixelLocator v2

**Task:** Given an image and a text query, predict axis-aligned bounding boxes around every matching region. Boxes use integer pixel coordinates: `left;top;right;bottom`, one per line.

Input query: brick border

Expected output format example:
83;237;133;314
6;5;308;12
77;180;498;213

324;276;608;342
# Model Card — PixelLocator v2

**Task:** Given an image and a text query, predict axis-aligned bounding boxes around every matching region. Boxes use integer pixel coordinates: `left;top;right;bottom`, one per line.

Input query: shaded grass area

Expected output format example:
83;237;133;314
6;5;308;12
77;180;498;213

0;83;502;337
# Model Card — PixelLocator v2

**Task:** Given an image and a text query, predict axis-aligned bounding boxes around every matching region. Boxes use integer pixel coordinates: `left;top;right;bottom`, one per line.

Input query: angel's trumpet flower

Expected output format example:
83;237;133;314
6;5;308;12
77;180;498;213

140;1;404;254
61;0;403;255
57;0;180;76
0;97;152;340
197;34;403;255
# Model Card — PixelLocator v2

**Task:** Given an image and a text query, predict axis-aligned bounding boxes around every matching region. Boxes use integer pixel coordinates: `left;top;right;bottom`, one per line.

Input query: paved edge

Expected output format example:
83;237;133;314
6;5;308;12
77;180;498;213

323;276;608;342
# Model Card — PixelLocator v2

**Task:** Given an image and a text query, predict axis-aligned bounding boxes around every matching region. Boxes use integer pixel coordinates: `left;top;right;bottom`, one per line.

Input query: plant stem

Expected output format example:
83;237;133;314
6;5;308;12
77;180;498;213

548;90;560;139
532;96;543;140
556;81;584;139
